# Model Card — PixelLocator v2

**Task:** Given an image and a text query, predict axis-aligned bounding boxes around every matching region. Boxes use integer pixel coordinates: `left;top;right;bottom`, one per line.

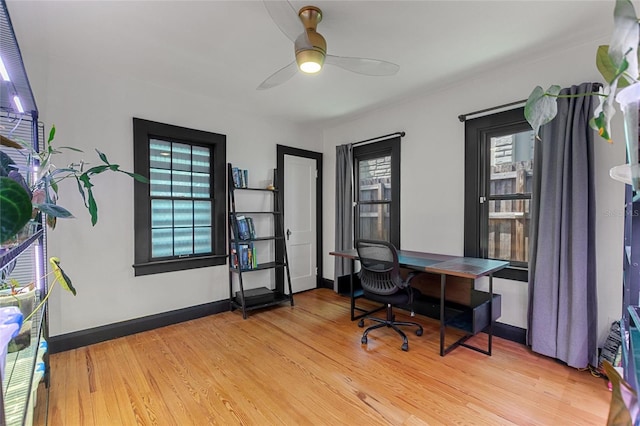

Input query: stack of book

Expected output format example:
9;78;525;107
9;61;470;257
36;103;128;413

234;216;256;240
231;167;249;188
231;243;257;270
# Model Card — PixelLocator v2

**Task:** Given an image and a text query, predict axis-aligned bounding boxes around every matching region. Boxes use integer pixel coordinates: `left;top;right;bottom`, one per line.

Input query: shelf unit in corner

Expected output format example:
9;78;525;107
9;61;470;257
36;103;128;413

227;163;294;319
0;0;48;424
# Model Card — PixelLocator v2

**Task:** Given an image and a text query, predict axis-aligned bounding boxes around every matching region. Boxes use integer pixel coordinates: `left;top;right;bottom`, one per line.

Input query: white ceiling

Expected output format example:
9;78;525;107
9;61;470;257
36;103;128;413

7;0;615;126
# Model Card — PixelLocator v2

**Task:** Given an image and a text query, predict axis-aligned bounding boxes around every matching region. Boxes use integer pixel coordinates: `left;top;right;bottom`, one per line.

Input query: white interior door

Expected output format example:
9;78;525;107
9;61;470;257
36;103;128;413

284;155;317;294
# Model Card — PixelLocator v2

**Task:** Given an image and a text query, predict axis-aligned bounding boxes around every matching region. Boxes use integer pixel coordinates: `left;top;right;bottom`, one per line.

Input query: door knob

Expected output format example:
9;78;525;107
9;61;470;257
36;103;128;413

286;229;292;240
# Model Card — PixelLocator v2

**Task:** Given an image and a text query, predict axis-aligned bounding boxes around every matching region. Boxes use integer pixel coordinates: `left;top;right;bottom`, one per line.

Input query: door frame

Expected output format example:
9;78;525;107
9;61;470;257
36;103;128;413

277;145;323;289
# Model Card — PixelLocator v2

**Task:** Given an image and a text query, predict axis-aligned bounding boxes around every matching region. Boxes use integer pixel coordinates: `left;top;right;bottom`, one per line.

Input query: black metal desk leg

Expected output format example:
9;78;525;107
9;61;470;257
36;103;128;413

350;258;355;320
440;273;446;356
488;273;493;356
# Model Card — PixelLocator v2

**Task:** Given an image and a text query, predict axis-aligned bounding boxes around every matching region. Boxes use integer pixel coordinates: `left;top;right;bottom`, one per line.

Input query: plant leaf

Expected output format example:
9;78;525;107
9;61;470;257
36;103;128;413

0;151;16;178
8;170;32;200
47;126;56;144
83;165;110;176
0;177;33;243
48;178;59;198
49;257;76;296
123;171;150;183
0;135;23;150
57;146;83;153
96;149;109;164
46;214;57;230
597;45;632;88
35;203;74;218
86;187;98;226
524;85;562;138
78;173;94;189
610;0;639;80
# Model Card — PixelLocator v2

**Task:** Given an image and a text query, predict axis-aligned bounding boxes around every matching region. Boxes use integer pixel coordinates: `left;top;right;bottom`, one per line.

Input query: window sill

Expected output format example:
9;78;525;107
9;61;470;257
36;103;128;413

133;255;227;276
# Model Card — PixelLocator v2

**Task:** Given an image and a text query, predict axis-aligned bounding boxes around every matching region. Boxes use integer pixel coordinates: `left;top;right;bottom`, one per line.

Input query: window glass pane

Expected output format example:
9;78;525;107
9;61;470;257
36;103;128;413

192;172;210;198
151;200;173;228
172;170;192;197
194;227;212;253
149;139;171;169
490;130;534;196
358;155;392;201
152;228;173;258
172;143;191;171
488;199;530;263
358;203;389;241
174;200;193;228
194;201;211;226
150;168;172;196
192;146;210;173
174;228;193;255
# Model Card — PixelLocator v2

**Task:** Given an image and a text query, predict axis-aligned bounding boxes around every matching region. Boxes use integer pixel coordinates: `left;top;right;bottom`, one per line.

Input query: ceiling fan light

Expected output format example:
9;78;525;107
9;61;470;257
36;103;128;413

296;49;324;74
300;61;321;74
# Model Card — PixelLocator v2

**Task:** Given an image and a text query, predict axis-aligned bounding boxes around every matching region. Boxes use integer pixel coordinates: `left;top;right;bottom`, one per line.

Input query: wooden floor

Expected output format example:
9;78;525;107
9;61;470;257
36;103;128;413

39;289;610;425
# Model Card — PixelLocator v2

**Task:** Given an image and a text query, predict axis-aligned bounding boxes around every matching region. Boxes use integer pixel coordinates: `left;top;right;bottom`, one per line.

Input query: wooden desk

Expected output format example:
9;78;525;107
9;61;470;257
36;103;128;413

330;249;509;356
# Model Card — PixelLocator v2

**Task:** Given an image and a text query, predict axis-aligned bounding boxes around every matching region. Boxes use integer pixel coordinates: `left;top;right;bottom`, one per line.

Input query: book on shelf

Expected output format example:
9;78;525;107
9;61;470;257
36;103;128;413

231;166;249;188
235;242;257;270
246;217;256;239
235;216;251;240
241;244;249;269
231;247;238;268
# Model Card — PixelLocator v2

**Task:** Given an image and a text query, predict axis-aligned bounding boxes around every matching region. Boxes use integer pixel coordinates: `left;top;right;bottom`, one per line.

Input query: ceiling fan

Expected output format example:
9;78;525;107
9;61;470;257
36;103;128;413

257;1;400;90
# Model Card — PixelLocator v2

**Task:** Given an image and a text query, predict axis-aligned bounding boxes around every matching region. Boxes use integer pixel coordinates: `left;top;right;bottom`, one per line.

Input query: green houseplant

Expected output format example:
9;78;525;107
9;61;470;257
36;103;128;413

0;125;148;244
525;0;640;188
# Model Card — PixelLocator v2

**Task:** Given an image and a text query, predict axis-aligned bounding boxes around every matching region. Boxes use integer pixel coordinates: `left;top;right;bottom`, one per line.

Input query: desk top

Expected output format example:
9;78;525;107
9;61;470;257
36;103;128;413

330;249;510;279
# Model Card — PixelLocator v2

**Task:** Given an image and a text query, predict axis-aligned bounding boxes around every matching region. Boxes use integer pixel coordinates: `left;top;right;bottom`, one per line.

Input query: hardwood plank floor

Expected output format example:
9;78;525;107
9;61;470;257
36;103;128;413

39;289;610;425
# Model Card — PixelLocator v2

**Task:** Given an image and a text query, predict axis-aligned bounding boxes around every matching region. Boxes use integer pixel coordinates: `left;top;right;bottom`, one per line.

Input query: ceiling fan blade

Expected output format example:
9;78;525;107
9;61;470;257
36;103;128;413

325;55;400;76
257;60;298;90
263;0;311;48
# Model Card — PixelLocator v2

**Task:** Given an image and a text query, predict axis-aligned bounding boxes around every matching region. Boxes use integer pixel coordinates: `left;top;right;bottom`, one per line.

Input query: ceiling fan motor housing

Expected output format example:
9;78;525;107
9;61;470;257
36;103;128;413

295;6;326;72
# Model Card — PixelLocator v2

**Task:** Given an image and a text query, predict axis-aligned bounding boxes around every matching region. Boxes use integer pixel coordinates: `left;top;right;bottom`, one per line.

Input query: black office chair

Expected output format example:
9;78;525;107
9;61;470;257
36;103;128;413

355;239;423;351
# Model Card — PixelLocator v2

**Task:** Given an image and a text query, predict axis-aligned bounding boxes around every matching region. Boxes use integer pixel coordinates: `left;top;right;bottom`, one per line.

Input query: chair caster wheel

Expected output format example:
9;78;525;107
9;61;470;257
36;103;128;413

416;329;423;336
358;320;364;328
401;343;409;351
361;336;368;344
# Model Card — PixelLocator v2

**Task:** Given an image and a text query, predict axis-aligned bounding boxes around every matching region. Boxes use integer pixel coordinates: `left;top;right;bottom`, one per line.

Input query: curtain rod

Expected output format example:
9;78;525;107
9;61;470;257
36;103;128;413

352;131;405;146
458;99;527;122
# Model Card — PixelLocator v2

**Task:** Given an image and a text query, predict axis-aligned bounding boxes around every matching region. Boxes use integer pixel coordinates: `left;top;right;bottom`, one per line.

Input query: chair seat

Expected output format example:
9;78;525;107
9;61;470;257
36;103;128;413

363;287;421;306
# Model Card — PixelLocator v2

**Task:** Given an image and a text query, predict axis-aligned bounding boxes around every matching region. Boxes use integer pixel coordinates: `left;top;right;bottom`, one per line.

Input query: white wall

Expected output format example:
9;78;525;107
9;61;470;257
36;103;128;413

321;37;626;343
27;57;322;337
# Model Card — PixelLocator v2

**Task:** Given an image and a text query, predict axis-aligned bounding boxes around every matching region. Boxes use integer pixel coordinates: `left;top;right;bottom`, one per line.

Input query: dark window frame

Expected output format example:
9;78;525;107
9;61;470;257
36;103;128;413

133;118;227;276
464;107;530;282
354;137;401;248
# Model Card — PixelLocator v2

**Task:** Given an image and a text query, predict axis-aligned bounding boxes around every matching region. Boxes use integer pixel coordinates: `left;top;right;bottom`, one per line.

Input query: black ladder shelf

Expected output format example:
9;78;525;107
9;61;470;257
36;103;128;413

227;163;294;318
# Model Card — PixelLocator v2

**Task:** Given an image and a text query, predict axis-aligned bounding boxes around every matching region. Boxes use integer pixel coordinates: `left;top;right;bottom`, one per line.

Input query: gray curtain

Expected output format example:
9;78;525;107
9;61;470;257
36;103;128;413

334;144;353;289
527;82;598;368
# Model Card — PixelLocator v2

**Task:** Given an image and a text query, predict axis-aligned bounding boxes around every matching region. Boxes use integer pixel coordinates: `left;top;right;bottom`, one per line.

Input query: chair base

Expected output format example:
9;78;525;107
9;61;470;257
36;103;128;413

358;304;423;351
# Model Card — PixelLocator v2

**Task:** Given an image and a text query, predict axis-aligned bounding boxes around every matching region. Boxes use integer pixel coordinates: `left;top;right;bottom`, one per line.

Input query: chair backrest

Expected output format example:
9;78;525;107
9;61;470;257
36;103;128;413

355;239;404;296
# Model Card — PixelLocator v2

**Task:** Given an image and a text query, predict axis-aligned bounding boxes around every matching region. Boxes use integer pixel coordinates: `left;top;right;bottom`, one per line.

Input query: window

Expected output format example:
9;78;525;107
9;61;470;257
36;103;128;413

464;108;534;281
133;118;226;276
354;137;400;247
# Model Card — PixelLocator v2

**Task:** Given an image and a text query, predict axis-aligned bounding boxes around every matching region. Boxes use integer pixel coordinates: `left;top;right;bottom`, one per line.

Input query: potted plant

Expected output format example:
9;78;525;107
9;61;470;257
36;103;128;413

524;0;640;188
0;125;148;245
